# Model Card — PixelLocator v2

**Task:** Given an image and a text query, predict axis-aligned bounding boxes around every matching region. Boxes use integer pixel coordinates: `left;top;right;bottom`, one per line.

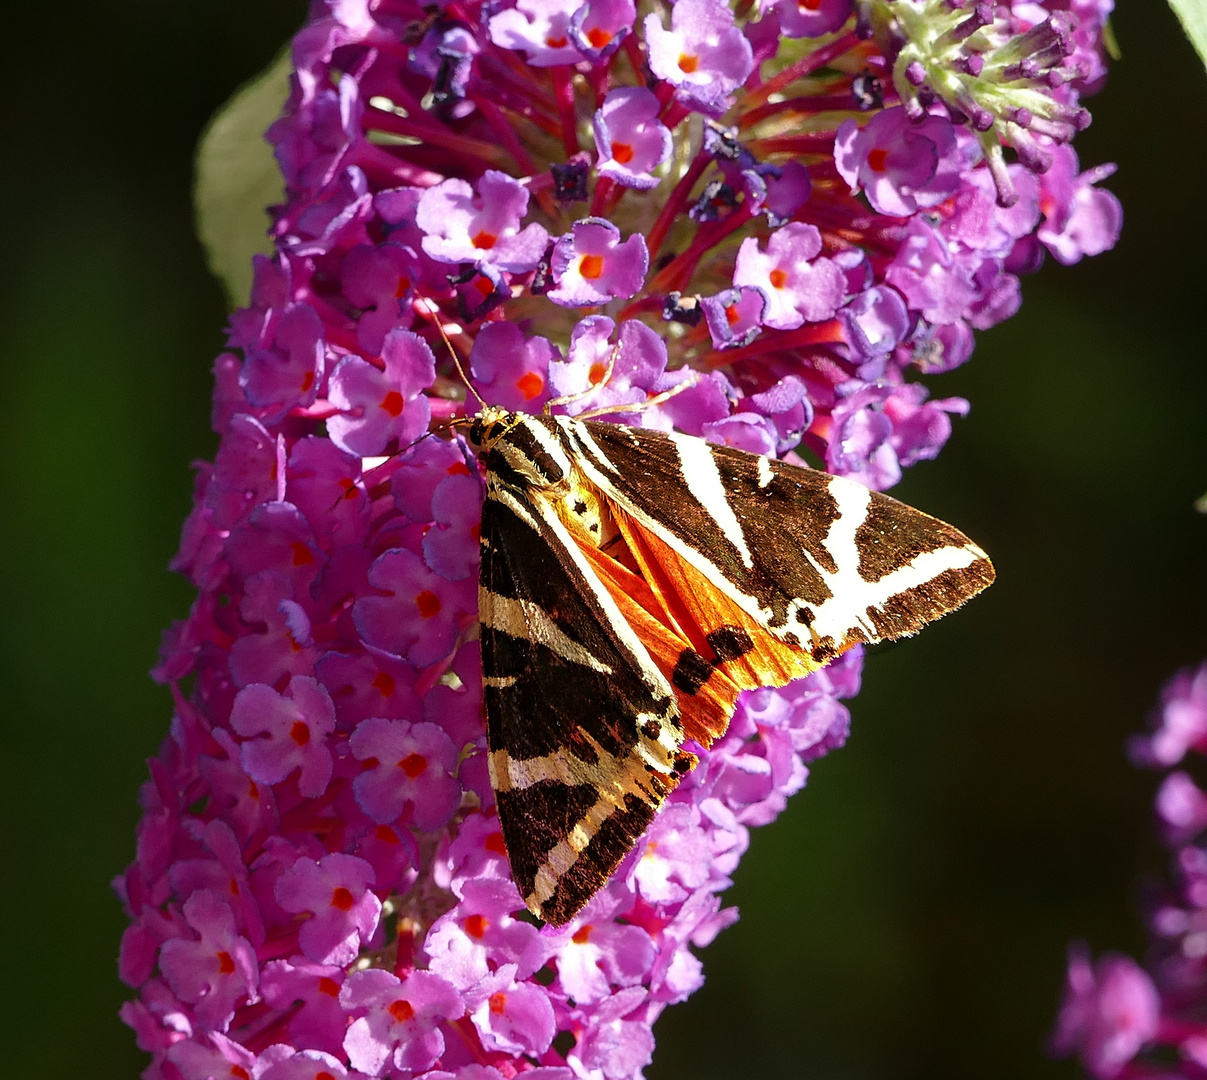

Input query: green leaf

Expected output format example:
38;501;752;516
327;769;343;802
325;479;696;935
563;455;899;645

1168;0;1207;72
193;49;291;308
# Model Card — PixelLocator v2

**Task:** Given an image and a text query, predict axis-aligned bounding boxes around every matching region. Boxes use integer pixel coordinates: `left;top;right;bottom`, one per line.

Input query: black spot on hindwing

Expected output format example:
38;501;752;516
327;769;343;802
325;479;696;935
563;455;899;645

706;625;753;663
672;648;713;695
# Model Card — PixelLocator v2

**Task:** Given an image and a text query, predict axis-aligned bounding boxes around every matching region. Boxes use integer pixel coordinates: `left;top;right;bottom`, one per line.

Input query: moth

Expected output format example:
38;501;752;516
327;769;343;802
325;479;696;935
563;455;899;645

466;407;994;925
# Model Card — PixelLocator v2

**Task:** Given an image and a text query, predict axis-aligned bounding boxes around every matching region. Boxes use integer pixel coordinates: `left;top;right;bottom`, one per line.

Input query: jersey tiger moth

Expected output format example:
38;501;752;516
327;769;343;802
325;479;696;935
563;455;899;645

465;406;994;926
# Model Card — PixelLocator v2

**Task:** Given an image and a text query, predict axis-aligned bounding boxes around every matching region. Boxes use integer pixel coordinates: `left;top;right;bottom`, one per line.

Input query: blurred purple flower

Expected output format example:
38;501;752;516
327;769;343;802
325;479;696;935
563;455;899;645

1054;663;1207;1079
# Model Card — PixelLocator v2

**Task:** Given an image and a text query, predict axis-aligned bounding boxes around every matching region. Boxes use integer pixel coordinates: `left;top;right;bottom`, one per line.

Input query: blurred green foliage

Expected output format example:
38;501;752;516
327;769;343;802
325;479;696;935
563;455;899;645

1;3;1202;1078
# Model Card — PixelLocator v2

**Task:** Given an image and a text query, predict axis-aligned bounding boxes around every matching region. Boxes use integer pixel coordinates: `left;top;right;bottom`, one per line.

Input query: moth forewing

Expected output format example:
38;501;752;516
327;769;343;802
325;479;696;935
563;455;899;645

557;418;994;653
471;413;695;924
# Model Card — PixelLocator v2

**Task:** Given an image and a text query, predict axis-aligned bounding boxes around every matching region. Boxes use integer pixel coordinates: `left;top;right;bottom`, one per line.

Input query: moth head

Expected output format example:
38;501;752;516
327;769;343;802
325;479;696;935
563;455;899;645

466;406;520;453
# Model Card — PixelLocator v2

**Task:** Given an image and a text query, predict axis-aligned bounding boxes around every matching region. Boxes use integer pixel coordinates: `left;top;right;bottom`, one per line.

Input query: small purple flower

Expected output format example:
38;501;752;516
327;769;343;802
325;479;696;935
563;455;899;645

240;302;326;418
1052;947;1160;1080
700;284;762;347
548;908;656;1004
423;471;483;581
354;546;477;667
340;968;464;1074
702;411;780;455
570;0;636;59
885;218;979;326
228;572;318;690
468;321;557;411
416;170;550;274
469;970;557;1055
835;108;962;218
747;375;813;454
571;988;657;1077
258;1048;367;1080
701;285;766;349
314;648;421;731
1155;772;1207;846
548;316;667;415
548;218;648;306
158;890;259;1032
488;0;584;66
627;804;711;904
1038;147;1123;266
260;958;348;1055
593;88;672;190
348;717;462;830
340;242;418;356
275;853;381;967
230;677;336;798
771;0;852;39
168;1033;258;1079
733;222;846;329
645;0;754;115
825;381;966;490
326;329;436;457
838;285;912;372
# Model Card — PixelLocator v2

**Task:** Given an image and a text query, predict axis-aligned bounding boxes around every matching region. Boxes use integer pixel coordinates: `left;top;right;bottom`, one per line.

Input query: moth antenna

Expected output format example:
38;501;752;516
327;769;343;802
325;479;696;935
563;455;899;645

414;289;485;411
574;370;702;422
544;341;621;415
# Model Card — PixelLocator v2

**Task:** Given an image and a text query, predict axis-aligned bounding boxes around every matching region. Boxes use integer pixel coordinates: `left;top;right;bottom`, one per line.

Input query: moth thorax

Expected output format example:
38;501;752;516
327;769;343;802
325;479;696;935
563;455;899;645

473;413;571;491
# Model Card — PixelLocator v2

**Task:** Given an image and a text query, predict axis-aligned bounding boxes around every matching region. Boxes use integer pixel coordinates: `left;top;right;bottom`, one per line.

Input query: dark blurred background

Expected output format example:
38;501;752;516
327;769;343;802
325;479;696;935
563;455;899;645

1;2;1203;1077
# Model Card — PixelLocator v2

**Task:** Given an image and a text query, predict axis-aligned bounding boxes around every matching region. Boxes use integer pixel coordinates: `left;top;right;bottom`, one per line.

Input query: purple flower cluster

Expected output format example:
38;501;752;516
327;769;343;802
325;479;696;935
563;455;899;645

1053;663;1207;1079
120;0;1117;1076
